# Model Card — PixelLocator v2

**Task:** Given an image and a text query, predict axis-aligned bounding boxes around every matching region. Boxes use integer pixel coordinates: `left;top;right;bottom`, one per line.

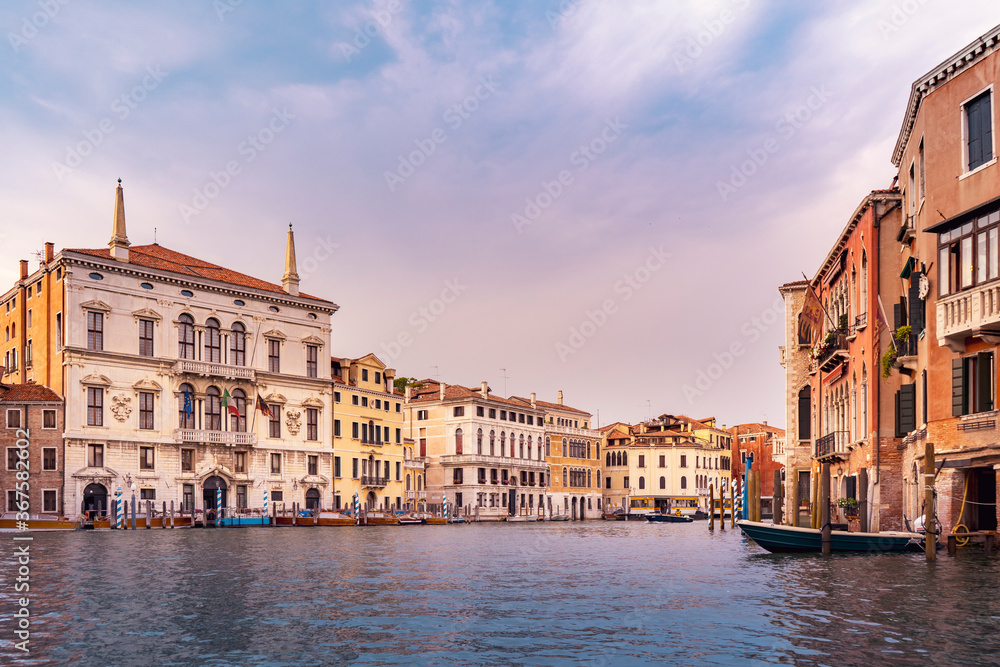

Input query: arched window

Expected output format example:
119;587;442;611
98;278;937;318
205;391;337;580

680;476;687;490
489;430;495;456
417;475;423;491
178;383;195;429
563;467;568;485
659;476;666;489
545;436;551;457
178;314;195;360
587;441;591;459
455;428;463;454
606;452;612;467
406;474;411;491
230;388;247;432
371;420;379;444
527;436;533;460
562;438;568;457
623;452;628;466
500;432;506;457
639;476;645;490
205;318;221;363
519;434;525;459
477;428;483;455
587;470;592;487
231;322;246;366
205;386;221;430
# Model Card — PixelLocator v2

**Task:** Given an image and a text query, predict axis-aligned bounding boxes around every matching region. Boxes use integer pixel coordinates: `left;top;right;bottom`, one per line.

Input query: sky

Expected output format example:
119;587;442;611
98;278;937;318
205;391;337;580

0;1;997;430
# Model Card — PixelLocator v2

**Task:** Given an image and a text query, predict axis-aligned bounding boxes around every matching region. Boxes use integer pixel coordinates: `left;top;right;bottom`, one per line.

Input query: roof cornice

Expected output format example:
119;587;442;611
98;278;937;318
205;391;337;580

892;23;1000;166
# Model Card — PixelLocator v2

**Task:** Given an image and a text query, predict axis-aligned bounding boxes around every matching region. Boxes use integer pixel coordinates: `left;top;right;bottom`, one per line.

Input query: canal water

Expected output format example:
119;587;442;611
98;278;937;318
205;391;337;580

2;521;1000;665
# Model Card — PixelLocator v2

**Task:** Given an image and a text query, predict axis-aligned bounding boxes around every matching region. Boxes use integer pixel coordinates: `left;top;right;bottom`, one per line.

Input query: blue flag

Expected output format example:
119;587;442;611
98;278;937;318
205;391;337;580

184;389;193;419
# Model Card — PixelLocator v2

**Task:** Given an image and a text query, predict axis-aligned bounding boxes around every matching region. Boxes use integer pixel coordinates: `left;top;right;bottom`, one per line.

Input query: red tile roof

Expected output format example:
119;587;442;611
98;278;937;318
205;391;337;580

65;244;332;304
408;380;541;410
0;383;61;403
509;396;591;416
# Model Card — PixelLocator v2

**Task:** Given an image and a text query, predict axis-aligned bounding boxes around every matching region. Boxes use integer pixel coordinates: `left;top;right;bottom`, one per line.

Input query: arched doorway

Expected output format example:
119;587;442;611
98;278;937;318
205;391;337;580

305;488;321;511
366;491;377;510
571;496;578;520
82;483;108;518
203;476;228;513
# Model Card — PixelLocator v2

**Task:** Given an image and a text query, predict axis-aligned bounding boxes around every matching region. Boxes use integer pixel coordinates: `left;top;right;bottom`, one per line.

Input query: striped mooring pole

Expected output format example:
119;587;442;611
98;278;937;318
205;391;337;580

115;486;123;530
216;487;222;527
353;493;360;525
443;495;449;522
263;488;268;523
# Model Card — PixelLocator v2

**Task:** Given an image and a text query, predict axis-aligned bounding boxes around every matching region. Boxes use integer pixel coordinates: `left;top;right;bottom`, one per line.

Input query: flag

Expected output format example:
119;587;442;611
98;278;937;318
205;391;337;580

183;389;193;419
256;395;274;419
222;388;241;417
797;284;824;346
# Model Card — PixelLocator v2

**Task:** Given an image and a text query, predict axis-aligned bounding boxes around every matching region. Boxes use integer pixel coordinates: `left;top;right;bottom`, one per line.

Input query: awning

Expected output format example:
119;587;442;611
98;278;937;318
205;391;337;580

900;256;916;279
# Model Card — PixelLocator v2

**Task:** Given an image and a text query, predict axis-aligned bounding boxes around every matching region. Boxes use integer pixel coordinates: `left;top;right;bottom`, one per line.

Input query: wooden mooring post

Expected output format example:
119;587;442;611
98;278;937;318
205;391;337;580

146;500;152;529
773;470;783;525
789;472;799;528
169;500;175;528
709;484;715;530
925;441;936;562
131;496;137;530
718;483;725;530
821;462;831;556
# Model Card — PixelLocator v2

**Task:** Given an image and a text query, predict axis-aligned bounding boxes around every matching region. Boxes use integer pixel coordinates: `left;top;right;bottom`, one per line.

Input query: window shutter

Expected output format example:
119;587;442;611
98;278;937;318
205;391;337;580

893;302;901;332
952;358;966;417
797;390;811;441
899;384;916;434
909;272;925;334
983;94;994;164
978;352;994;413
894;389;902;437
968;98;982;170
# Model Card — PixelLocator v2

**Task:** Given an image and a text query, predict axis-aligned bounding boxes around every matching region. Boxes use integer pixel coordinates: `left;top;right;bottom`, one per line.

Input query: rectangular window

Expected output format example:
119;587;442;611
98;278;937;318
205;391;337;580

306;408;318;441
383;426;389;443
395;428;401;444
43;490;57;512
454;406;464;417
395;403;401;413
396;461;401;481
139;392;154;430
375;399;381;410
306;345;318;378
638;455;645;468
88;443;103;468
87;311;103;351
489;408;496;419
87;388;103;426
6;448;17;471
500;410;506;421
268;339;280;373
352;422;359;439
659;455;666;468
952;352;995;416
453;468;463;484
417;410;427;420
140;488;156;501
334;391;341;403
139;319;154;357
6;409;21;429
269;406;281;438
362;369;369;382
230;450;244;473
352;457;359;479
183;484;194;512
6;490;15;512
518;413;525;424
43;409;56;429
308;455;318;476
43;448;56;470
352;395;359;406
271;490;283;502
362;397;368;408
334;419;341;438
236;485;247;509
374;371;381;384
334;456;341;478
140;446;154;470
270;453;281;474
181;448;194;472
477;406;484;417
680;454;687;468
966;90;993;172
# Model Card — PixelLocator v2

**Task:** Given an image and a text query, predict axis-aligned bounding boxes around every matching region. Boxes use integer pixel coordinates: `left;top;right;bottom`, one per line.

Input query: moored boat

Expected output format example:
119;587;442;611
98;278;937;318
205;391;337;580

737;520;924;553
0;513;77;531
548;514;571;522
645;512;694;523
316;511;355;526
398;514;426;525
505;515;538;522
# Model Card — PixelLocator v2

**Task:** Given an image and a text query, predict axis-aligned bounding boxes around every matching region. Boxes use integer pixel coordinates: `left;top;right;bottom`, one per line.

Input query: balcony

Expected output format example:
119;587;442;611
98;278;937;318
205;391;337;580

405;490;427;500
404;457;427;470
440;453;547;469
361;475;389;488
174;359;256;382
174;429;257;446
814;333;848;373
814;431;850;459
937;283;1000;352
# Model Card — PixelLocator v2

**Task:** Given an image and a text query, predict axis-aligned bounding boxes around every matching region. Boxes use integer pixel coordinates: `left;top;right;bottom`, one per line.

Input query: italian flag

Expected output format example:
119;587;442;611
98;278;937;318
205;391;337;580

222;389;241;417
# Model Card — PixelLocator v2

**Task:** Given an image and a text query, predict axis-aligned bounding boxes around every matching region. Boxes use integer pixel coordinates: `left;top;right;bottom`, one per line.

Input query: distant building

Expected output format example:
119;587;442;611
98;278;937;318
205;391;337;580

730;422;784;503
1;382;64;516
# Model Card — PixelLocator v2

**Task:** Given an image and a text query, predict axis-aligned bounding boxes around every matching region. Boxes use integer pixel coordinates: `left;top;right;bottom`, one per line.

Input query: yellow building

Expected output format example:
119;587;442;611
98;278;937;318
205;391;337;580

331;354;406;512
512;390;601;519
602;415;732;516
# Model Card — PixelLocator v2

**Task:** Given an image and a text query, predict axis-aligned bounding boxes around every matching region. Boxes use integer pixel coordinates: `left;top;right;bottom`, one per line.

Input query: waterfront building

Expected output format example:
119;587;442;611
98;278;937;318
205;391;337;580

780;189;906;530
331;354;407;512
1;382;64;515
0;182;338;516
510;390;601;519
602;415;732;515
891;23;1000;537
404;380;547;520
730;422;785;515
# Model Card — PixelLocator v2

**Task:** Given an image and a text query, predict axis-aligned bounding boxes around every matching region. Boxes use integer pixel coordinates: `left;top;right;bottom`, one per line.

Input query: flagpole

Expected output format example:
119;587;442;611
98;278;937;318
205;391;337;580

877;295;897;352
248;320;263;434
801;272;837;329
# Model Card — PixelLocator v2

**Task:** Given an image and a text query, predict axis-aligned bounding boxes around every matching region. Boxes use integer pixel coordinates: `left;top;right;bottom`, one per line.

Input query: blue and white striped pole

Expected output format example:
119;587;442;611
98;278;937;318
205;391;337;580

443;495;448;522
115;486;122;529
353;493;360;524
216;487;222;526
263;488;268;516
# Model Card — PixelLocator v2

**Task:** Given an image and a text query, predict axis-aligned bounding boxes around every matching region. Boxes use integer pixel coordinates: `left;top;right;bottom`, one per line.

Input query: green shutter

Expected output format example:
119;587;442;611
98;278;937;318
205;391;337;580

900;384;916;434
953;358;966;417
978;352;994;413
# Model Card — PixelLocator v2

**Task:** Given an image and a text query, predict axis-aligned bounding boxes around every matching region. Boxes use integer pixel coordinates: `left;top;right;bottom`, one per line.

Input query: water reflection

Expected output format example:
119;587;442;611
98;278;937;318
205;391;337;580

1;523;999;665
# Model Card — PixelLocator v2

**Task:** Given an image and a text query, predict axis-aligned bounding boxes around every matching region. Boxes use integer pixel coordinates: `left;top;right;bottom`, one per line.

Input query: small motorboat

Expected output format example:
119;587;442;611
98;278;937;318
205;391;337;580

398;514;426;525
548;514;571;522
505;515;538;522
737;520;924;553
0;513;78;531
645;511;694;523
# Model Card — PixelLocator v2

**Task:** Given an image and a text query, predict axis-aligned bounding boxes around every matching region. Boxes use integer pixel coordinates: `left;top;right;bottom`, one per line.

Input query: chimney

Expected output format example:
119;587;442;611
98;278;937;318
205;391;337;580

282;223;300;297
530;392;536;409
557;390;563;405
480;381;488;399
405;386;412;401
44;242;54;264
19;260;28;280
108;179;130;262
439;383;446;400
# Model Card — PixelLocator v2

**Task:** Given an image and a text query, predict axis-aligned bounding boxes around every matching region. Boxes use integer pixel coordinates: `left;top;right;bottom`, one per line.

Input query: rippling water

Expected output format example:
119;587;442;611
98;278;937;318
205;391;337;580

2;522;999;665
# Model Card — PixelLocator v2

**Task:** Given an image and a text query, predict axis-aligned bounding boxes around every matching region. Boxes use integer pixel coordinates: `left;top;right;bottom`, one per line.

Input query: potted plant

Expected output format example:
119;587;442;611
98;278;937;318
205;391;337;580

837;497;859;519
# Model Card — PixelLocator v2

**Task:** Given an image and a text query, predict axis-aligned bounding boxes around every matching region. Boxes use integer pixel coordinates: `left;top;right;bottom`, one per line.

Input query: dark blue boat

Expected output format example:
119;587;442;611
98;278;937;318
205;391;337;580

645;512;694;523
737;520;924;553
